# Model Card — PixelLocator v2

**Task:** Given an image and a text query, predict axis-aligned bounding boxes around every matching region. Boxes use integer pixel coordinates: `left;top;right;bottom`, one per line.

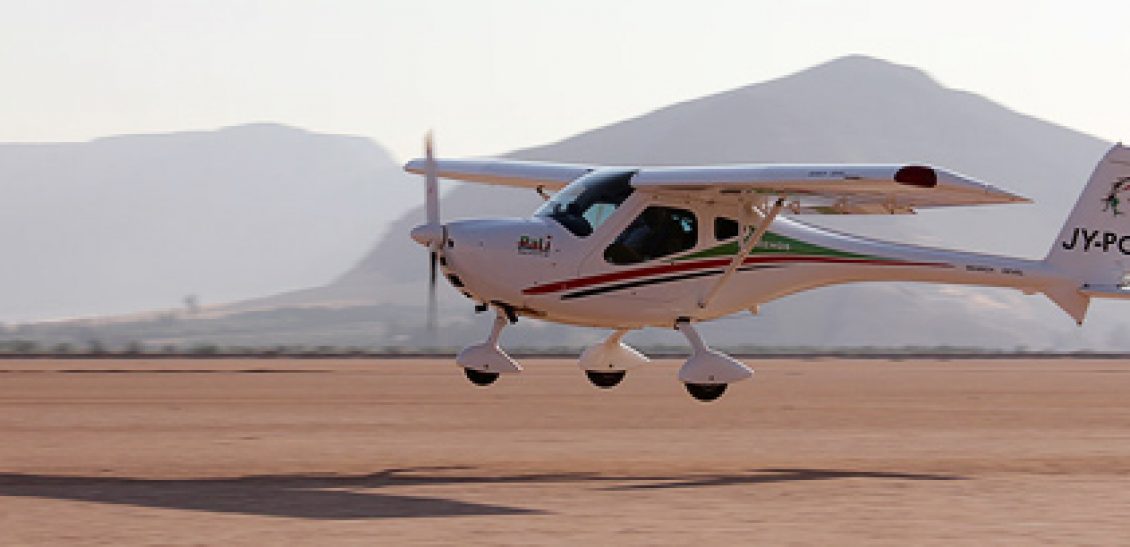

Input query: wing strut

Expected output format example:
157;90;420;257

697;197;785;309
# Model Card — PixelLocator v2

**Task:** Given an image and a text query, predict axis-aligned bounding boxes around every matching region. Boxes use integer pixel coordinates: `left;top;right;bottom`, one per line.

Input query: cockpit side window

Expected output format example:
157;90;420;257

714;217;740;241
604;206;698;265
534;170;636;237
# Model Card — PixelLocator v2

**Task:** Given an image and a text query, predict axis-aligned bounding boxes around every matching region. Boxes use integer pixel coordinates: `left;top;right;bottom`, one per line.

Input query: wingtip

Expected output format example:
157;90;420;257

983;183;1031;204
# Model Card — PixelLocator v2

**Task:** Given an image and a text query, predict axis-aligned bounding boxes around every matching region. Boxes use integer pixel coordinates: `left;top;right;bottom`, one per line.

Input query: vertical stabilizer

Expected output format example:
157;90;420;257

1043;144;1130;322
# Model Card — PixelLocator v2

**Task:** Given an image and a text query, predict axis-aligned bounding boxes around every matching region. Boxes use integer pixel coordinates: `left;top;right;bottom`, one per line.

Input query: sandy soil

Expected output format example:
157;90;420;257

1;357;1130;545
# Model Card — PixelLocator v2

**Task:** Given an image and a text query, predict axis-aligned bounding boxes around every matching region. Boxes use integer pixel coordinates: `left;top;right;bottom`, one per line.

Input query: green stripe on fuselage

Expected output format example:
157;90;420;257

678;232;883;261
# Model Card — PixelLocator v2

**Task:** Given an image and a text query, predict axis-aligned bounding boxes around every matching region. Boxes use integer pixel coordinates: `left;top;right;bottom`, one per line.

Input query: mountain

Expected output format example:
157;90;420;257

0;123;416;322
307;55;1121;349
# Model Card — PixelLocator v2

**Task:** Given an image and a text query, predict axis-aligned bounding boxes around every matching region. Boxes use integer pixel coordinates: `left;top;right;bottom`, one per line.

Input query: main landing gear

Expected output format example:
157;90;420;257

578;329;650;389
675;319;753;402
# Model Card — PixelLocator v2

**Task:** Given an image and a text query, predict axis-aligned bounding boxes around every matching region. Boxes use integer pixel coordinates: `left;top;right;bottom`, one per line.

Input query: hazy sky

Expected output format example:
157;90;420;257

2;0;1128;161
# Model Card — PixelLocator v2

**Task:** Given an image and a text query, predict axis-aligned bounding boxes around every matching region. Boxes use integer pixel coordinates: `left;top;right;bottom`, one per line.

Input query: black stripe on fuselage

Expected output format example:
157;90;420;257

559;265;778;300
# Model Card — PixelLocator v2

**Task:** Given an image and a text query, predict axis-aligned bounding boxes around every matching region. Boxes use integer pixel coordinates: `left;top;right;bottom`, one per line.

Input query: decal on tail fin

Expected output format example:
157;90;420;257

1100;176;1130;216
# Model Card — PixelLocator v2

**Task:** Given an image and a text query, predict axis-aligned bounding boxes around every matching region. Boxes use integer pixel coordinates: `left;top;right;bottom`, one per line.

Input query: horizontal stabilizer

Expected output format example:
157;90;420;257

1080;284;1130;300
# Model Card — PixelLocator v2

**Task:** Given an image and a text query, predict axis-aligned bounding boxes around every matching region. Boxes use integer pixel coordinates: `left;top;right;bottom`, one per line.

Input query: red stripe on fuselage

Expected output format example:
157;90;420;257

521;256;951;296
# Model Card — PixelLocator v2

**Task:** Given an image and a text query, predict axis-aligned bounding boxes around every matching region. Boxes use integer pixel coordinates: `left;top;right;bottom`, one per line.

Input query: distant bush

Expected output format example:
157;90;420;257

0;340;39;354
189;344;218;355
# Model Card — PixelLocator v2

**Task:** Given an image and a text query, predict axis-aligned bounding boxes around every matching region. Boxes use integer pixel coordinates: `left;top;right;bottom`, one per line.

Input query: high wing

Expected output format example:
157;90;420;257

404;159;1030;214
631;164;1030;214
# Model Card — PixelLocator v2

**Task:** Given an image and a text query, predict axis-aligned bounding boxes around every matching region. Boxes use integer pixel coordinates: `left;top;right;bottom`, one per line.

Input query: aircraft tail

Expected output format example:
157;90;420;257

1043;144;1130;324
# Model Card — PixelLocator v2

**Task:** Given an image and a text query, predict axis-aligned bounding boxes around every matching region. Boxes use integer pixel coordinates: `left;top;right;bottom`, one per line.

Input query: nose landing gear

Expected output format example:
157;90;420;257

456;310;521;386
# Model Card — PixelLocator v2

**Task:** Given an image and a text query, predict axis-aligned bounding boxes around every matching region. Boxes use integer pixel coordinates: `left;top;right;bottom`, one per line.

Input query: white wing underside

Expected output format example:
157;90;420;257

404;159;591;189
405;158;1030;214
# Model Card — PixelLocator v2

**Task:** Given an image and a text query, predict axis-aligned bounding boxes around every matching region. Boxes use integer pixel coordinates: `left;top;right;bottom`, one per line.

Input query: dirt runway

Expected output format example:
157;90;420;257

2;357;1130;544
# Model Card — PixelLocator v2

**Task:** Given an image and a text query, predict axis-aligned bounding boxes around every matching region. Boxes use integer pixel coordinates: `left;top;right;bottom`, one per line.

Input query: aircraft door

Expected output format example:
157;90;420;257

577;201;703;305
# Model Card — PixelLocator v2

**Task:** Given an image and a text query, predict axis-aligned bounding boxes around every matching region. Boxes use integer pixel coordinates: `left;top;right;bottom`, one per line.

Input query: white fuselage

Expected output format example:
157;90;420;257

438;191;1056;329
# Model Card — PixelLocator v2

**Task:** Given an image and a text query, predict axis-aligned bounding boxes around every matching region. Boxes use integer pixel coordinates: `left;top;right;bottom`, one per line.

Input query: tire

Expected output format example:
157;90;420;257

464;367;500;387
585;370;626;389
684;382;727;402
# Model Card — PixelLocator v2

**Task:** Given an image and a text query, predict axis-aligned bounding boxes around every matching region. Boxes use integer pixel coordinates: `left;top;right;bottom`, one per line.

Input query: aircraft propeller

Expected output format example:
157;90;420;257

409;132;446;331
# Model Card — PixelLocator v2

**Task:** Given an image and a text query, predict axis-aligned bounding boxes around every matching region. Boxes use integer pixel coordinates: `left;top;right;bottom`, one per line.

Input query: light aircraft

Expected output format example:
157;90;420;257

407;137;1130;401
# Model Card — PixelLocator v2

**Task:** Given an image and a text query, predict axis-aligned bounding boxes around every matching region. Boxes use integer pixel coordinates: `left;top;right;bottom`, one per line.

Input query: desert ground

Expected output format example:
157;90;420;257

2;357;1130;545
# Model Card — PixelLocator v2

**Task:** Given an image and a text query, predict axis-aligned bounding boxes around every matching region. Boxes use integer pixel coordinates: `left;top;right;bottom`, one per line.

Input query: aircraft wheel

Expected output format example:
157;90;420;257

464;367;500;387
585;370;626;389
684;382;727;402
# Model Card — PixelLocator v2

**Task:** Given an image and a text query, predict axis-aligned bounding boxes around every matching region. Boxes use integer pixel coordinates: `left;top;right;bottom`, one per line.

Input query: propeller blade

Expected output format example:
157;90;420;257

427;249;438;332
425;131;439;226
423;132;440;332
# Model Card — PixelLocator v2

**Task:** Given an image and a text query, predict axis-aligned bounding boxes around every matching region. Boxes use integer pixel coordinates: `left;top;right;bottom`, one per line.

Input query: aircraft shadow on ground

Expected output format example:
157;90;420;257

0;467;962;520
597;468;963;491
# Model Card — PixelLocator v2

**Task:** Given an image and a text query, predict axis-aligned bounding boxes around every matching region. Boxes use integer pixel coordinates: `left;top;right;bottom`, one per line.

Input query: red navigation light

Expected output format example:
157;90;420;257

894;165;937;188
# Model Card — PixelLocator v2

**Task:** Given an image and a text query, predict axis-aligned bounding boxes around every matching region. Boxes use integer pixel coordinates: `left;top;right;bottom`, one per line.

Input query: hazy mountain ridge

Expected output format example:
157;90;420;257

0;123;417;322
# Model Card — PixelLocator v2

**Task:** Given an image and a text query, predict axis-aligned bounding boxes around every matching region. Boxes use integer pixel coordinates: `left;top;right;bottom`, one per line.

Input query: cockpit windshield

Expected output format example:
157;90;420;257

535;170;636;237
